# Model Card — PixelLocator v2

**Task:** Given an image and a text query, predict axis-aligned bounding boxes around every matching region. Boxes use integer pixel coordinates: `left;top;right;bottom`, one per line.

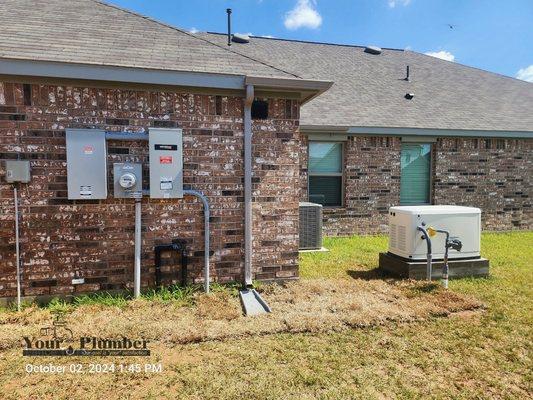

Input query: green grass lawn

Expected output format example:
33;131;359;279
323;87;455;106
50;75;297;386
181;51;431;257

1;232;531;399
172;232;532;399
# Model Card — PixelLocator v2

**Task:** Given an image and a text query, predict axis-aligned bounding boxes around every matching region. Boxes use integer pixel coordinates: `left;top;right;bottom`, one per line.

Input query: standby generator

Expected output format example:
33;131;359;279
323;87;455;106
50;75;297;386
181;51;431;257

380;205;489;280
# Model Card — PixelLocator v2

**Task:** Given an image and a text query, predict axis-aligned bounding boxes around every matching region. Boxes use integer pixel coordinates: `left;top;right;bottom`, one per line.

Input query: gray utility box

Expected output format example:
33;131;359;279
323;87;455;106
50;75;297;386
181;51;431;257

149;128;183;199
4;160;31;183
66;129;107;200
113;163;142;199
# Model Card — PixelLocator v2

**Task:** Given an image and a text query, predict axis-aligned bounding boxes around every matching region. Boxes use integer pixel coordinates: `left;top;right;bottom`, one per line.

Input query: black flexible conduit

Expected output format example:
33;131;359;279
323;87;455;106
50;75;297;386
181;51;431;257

154;239;188;289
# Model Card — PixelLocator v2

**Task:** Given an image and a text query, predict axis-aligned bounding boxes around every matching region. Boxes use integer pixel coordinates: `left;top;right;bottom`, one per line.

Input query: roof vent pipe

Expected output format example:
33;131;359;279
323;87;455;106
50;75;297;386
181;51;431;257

226;8;232;46
405;65;410;81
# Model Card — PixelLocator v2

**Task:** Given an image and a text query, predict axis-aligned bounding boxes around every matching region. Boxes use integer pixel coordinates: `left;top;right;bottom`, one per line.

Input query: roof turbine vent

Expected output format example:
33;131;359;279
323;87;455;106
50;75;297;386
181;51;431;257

232;33;250;44
364;45;382;55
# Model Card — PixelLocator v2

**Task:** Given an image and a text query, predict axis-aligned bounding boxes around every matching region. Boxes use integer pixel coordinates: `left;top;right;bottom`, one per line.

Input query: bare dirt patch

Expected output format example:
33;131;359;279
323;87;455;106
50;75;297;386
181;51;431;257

0;278;483;350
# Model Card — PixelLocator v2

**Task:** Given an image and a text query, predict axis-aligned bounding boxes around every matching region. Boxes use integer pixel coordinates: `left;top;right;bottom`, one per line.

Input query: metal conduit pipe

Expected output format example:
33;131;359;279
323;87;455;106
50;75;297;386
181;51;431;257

14;186;21;311
105;132;149;141
183;190;210;293
133;198;142;298
106;133;210;294
417;226;433;281
243;85;254;287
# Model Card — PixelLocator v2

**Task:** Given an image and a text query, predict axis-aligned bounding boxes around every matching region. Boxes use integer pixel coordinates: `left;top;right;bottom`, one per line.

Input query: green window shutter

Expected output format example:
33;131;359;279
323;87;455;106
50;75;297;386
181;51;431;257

400;143;431;205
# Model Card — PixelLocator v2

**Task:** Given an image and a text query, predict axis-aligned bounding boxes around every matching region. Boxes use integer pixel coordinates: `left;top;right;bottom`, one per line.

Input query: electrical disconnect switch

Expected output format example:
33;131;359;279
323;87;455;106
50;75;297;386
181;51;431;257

4;160;31;183
113;163;142;199
149;128;183;199
66;129;107;199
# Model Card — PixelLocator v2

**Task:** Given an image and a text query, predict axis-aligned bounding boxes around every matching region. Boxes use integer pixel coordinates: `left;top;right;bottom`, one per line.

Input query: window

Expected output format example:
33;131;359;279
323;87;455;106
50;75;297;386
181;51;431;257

400;143;432;205
308;141;343;206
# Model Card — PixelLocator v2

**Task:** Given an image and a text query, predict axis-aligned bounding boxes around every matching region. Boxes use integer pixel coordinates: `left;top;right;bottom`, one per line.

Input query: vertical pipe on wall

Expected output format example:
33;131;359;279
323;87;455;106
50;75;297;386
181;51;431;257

14;186;21;311
244;85;254;287
183;190;210;293
134;198;142;298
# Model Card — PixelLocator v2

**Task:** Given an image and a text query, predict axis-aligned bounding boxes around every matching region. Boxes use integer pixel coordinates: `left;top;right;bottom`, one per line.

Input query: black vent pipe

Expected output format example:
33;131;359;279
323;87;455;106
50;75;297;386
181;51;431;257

154;239;188;289
226;8;232;46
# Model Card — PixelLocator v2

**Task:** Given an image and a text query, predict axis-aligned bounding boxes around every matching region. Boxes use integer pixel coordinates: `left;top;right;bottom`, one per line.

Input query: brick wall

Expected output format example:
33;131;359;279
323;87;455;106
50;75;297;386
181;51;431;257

434;138;532;230
0;81;301;299
301;135;532;236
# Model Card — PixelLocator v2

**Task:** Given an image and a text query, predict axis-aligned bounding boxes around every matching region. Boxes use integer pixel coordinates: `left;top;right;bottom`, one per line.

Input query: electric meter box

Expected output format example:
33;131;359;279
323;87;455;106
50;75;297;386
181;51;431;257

113;163;142;199
388;205;481;261
66;129;107;200
4;160;31;183
149;128;183;199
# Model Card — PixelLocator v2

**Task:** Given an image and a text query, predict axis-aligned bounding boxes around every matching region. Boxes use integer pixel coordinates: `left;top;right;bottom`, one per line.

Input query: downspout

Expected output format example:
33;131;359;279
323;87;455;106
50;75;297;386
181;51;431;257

244;85;254;287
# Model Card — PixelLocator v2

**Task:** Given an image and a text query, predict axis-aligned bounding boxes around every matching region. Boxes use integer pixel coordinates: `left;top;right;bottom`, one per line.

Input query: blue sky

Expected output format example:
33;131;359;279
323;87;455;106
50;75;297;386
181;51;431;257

109;0;533;82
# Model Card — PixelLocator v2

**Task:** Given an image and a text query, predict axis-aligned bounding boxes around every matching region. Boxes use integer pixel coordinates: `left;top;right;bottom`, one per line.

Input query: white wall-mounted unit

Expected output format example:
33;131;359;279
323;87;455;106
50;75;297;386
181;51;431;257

388;205;481;260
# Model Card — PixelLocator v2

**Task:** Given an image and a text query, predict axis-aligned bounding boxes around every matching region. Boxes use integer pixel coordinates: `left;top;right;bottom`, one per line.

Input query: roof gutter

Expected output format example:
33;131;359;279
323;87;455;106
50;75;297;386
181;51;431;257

300;125;533;139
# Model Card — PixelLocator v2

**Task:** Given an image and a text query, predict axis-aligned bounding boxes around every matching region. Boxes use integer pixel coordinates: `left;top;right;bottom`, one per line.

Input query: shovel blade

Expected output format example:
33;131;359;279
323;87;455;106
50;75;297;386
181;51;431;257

239;289;271;316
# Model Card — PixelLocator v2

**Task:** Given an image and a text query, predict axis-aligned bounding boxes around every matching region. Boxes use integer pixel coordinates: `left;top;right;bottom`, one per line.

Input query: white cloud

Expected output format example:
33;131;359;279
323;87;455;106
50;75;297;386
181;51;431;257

388;0;411;8
284;0;322;30
424;50;455;62
516;65;533;82
189;27;199;34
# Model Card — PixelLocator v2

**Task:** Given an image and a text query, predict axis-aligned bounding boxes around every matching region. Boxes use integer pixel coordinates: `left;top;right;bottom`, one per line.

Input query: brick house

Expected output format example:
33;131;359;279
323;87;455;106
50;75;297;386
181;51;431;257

201;33;533;236
1;1;532;301
0;0;331;299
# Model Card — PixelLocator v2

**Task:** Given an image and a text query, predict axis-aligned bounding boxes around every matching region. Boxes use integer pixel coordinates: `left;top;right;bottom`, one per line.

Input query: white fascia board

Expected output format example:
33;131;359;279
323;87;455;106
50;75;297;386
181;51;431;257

0;58;245;90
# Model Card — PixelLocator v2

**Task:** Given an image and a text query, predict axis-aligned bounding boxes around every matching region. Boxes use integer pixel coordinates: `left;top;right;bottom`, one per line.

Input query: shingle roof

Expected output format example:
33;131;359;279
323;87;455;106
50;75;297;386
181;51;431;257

201;33;533;132
0;0;296;79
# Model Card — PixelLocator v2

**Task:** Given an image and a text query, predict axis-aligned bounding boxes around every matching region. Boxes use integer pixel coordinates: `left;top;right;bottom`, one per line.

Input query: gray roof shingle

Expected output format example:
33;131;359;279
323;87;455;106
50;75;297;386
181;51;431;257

201;33;533;132
0;0;296;79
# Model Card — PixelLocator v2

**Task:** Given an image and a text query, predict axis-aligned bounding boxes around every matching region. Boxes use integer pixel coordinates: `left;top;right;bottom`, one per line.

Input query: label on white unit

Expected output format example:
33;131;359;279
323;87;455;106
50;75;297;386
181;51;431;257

72;278;85;285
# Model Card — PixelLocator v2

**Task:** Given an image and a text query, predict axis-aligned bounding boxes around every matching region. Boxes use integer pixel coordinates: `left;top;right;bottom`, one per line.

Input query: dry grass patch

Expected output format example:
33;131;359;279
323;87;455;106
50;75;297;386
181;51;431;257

0;278;483;350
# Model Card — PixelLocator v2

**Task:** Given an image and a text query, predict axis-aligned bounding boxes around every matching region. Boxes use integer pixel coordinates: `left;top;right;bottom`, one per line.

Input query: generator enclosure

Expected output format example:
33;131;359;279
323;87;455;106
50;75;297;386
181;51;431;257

113;163;142;199
149;128;183;199
388;205;481;260
66;129;107;200
4;160;31;183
